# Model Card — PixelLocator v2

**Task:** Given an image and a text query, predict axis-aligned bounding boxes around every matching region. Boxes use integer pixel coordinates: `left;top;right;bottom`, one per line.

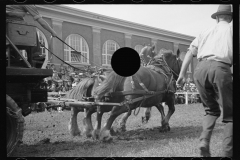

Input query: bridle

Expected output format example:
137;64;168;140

161;54;179;79
144;50;179;79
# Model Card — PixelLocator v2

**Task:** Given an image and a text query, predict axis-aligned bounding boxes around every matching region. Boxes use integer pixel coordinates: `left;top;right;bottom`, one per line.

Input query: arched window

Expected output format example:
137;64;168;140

134;45;144;54
36;28;48;61
64;34;89;64
179;51;191;73
102;40;120;66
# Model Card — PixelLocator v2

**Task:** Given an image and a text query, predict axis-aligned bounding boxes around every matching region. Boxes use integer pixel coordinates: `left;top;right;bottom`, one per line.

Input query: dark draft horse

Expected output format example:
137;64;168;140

92;45;182;141
67;69;151;139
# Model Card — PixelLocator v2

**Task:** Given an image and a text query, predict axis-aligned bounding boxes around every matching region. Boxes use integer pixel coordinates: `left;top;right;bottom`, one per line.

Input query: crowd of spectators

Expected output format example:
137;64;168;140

44;63;89;92
43;63;200;105
175;75;201;104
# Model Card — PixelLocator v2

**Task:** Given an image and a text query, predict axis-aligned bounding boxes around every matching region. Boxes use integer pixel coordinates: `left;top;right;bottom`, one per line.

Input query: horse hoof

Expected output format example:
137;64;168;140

71;131;81;137
86;133;92;138
92;130;100;140
110;128;118;136
102;136;113;142
159;126;169;133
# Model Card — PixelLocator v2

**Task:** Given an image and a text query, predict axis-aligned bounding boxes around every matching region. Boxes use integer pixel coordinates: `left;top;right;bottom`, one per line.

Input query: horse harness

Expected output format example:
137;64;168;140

106;54;176;114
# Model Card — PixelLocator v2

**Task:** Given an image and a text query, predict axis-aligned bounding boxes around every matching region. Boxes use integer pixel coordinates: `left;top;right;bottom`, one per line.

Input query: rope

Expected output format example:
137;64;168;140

41;45;86;72
55;36;101;68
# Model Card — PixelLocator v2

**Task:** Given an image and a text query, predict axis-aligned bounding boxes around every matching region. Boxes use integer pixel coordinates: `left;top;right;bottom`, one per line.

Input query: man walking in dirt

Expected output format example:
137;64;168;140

176;5;232;157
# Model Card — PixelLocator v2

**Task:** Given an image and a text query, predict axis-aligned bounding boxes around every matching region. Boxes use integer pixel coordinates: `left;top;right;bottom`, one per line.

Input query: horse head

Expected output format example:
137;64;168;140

140;45;182;80
160;49;183;80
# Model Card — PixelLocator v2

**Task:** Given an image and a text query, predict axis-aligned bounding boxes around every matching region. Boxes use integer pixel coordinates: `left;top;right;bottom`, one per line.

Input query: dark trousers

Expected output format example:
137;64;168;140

193;60;232;157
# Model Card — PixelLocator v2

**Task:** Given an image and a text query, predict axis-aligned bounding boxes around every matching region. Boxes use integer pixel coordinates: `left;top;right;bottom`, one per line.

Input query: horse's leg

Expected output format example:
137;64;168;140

92;106;104;140
117;110;131;132
100;106;128;141
159;95;175;132
82;108;95;138
68;107;81;136
155;103;169;132
142;107;152;124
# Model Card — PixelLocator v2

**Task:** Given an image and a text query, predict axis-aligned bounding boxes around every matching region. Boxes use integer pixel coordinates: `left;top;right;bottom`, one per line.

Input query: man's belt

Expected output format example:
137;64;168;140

198;57;231;67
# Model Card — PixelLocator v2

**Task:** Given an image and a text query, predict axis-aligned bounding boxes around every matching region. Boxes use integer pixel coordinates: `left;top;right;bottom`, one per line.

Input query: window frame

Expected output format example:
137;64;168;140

64;34;89;64
102;40;120;66
36;28;49;62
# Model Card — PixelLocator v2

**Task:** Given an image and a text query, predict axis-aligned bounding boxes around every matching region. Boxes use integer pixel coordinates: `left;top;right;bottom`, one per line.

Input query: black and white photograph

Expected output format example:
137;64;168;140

6;4;233;158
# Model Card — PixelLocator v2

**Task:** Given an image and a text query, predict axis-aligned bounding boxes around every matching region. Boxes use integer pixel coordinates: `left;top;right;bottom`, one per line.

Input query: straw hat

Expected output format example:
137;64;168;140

211;5;232;19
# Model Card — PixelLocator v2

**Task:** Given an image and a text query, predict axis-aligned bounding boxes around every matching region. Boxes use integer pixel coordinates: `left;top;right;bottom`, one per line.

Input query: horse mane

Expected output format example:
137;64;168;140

65;77;95;101
93;71;125;99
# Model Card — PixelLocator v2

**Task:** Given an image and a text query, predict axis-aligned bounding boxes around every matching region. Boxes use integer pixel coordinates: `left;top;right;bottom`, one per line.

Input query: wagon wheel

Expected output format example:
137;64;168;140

6;95;24;157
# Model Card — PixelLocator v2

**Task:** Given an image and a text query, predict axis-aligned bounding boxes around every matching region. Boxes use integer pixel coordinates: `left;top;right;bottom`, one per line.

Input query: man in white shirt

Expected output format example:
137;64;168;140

176;5;232;157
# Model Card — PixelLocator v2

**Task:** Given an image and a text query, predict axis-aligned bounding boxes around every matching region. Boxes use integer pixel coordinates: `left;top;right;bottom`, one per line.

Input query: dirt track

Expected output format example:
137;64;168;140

11;104;224;157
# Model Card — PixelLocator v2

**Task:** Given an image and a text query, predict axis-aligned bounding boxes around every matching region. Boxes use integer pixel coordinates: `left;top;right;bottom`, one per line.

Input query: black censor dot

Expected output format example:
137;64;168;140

111;47;140;77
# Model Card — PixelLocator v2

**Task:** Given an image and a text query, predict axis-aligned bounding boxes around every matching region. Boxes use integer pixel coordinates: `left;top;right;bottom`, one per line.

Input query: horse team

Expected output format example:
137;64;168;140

68;45;183;141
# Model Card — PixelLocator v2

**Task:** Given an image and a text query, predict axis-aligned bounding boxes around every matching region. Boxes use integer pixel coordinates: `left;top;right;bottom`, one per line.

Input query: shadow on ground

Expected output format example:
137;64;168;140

11;123;224;157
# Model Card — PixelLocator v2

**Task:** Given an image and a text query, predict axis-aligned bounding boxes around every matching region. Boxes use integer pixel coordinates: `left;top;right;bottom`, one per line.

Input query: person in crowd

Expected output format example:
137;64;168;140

55;79;64;92
63;76;72;92
52;71;61;86
59;63;65;72
50;64;57;73
69;72;76;82
49;83;57;92
186;74;192;84
176;5;232;157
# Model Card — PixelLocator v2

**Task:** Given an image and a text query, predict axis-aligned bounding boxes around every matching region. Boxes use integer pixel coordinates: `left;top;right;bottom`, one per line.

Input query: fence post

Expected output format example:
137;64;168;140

185;91;188;105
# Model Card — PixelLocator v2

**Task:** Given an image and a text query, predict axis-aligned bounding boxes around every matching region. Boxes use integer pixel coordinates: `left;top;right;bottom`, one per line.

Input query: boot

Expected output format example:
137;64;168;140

222;122;233;157
199;138;211;157
199;114;219;157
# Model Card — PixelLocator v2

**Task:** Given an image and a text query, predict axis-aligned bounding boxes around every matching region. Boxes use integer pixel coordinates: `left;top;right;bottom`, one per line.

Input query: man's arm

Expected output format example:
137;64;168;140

176;37;198;85
178;50;193;78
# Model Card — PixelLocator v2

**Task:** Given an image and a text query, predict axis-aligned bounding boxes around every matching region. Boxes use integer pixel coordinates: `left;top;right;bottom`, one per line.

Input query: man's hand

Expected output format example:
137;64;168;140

176;74;186;87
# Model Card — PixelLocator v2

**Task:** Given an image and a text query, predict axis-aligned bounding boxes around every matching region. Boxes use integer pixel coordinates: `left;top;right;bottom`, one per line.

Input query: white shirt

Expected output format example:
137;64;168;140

189;21;233;65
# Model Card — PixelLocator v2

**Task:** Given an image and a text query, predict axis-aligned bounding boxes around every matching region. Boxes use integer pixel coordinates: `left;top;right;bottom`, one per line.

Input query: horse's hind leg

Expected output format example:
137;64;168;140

158;96;175;132
142;107;152;124
117;110;131;132
68;107;81;136
83;108;95;138
155;103;169;132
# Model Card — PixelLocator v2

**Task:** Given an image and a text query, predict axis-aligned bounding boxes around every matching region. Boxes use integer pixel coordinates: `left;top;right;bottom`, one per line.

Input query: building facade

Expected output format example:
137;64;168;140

24;5;197;79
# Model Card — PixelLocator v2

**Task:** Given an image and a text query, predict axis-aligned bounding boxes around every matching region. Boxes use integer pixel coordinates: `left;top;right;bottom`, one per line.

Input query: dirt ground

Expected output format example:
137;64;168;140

11;104;224;157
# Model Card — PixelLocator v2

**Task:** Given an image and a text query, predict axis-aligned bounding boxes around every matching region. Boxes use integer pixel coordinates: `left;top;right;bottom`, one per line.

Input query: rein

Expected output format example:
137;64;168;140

162;56;179;78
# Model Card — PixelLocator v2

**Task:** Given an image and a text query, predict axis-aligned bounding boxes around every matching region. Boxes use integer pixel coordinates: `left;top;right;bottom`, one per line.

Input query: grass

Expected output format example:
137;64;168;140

11;103;225;157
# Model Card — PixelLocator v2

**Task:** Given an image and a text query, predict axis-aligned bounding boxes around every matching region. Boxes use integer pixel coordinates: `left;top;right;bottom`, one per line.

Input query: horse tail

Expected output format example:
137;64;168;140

65;78;95;101
93;71;125;99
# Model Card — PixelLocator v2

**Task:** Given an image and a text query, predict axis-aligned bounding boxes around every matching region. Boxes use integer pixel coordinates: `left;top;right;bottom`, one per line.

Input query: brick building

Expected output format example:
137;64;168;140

24;5;197;79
